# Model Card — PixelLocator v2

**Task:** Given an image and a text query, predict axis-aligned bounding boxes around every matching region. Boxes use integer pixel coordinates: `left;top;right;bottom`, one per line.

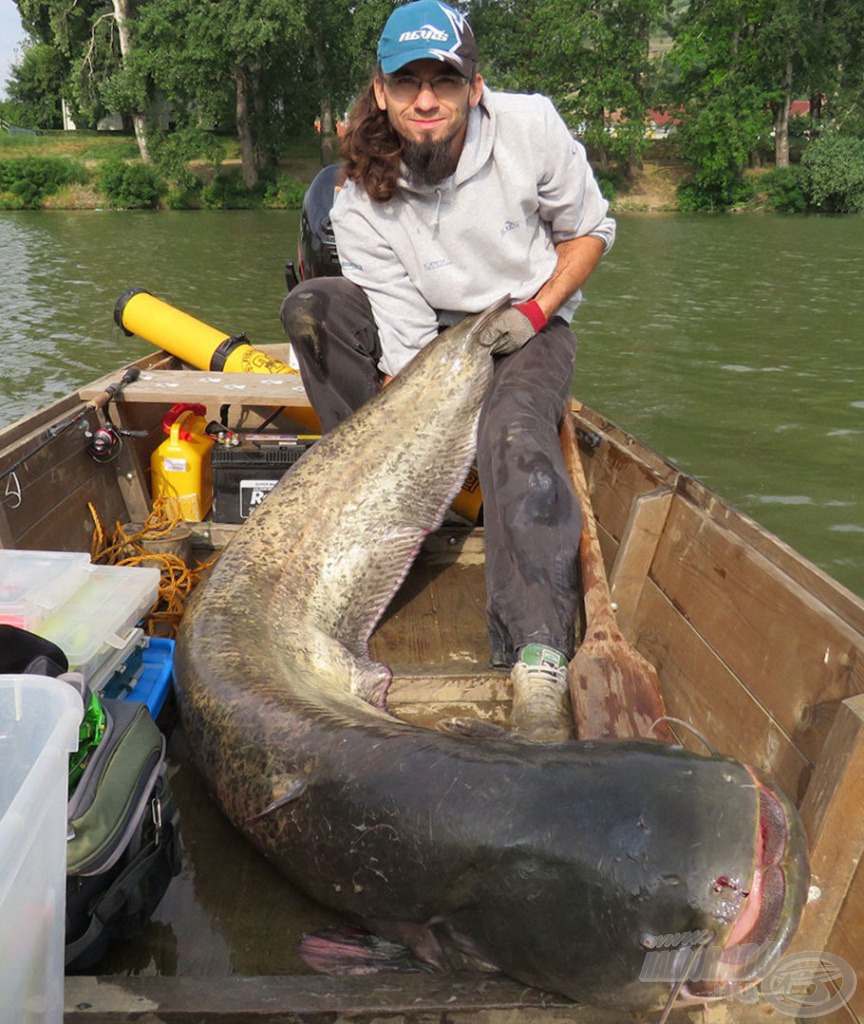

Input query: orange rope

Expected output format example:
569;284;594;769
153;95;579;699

88;499;217;638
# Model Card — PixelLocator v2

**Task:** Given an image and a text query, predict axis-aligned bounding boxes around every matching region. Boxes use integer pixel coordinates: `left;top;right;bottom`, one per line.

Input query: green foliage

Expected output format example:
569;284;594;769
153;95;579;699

760;166;810;213
164;184;201;210
98;157;164;208
199;172;264;210
148;126;223;191
0;191;27;210
677;174;753;213
0;155;88;208
802;132;864;213
469;0;664;175
596;175;619;203
0;98;37;130
5;41;67;129
262;175;308;209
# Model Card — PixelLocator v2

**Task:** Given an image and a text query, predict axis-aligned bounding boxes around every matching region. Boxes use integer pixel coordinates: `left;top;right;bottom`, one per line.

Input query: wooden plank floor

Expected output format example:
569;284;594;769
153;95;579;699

370;528;512;728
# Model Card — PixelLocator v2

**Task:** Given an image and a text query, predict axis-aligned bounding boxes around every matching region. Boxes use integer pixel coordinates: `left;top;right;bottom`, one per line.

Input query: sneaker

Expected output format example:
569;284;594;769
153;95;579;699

509;644;573;742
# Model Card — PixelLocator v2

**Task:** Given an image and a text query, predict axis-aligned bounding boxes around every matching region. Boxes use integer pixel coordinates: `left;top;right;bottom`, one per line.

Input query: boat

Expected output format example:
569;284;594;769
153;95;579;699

1;335;863;1024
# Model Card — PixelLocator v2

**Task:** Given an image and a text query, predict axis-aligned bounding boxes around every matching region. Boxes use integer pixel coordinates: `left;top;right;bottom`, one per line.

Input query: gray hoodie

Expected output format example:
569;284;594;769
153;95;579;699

331;87;616;377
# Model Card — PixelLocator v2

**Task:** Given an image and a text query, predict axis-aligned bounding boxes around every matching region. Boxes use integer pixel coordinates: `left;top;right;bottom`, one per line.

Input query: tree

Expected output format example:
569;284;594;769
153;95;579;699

13;0;152;160
661;0;776;198
6;41;66;128
469;0;665;177
135;0;312;186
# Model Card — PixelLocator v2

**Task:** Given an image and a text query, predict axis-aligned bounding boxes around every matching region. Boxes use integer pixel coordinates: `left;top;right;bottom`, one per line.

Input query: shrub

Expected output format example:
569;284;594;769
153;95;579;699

200;172;262;210
677;173;753;212
98;158;164;209
595;175;619;204
164;185;201;210
760;166;810;213
0;156;88;208
801;132;864;213
262;175;308;209
149;127;223;192
0;191;26;210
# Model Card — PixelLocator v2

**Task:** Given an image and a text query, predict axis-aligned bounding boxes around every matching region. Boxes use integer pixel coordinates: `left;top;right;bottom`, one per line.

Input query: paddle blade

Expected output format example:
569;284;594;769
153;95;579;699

568;629;673;742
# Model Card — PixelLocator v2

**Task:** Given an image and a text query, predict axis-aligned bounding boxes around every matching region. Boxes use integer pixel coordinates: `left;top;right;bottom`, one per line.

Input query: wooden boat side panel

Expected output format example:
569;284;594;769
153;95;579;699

63;972;721;1024
633;579;813;801
649;496;864;765
579;440;677;547
788;694;864;981
825;856;864;1022
0;410;129;551
573;403;864;637
677;473;864;638
0;391;82;451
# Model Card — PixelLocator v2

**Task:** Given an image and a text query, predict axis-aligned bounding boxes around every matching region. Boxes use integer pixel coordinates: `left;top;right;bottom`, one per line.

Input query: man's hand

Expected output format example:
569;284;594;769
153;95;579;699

478;300;548;355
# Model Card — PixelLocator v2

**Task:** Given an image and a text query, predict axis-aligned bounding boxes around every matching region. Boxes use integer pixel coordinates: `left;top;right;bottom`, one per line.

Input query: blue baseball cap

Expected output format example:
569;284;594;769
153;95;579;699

377;1;477;76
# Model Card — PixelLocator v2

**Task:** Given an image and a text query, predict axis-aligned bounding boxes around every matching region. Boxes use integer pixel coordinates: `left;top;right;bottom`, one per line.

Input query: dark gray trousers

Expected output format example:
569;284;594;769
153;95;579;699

281;278;582;665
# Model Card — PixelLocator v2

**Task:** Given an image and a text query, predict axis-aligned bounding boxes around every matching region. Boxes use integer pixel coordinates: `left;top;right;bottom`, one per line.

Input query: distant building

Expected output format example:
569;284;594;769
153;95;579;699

61;94;173;132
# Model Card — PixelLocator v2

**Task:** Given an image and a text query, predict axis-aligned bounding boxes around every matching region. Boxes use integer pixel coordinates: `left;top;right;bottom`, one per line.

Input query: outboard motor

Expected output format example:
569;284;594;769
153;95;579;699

285;163;342;290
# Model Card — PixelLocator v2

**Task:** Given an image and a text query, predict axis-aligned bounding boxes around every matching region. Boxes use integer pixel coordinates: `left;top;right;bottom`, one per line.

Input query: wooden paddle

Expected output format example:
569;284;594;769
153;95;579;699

559;407;673;742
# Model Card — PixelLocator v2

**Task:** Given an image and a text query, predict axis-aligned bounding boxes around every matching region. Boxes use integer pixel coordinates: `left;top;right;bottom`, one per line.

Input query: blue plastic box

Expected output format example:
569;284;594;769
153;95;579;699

102;638;174;718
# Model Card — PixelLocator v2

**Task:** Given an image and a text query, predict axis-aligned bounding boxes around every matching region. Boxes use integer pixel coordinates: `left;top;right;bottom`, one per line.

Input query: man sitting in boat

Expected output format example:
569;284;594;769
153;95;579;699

280;0;615;741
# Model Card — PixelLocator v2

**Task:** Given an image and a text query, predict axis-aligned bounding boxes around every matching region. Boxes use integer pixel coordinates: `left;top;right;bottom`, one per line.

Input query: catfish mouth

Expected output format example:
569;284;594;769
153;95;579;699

682;767;809;1001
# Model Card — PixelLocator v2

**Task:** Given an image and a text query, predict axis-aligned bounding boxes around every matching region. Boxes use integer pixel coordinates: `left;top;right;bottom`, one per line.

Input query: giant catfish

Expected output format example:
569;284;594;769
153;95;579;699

175;299;809;1009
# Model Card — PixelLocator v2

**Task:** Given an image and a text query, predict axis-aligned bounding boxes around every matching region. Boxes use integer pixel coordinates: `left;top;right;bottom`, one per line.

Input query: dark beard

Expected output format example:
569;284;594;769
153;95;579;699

402;137;458;186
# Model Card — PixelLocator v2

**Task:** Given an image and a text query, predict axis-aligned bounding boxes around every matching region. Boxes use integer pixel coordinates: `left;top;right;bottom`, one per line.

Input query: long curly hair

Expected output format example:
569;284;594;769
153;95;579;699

340;77;403;203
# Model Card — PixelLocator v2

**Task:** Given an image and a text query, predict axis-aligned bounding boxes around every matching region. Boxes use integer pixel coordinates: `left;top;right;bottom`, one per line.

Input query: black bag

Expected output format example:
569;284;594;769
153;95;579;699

0;625;180;971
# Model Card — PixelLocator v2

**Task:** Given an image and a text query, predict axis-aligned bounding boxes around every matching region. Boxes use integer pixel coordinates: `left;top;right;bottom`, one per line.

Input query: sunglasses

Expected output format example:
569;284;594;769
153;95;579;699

381;72;471;102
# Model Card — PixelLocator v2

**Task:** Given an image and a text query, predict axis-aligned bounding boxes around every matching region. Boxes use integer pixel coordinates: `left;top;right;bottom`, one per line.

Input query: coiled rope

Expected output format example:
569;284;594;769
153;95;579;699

89;498;217;638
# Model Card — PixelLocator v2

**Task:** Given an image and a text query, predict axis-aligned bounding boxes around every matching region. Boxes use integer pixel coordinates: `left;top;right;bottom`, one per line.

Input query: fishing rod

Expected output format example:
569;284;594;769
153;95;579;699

0;367;143;482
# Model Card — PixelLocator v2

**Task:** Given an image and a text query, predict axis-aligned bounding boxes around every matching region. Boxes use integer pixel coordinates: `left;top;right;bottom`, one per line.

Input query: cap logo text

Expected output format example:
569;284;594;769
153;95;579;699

398;25;450;43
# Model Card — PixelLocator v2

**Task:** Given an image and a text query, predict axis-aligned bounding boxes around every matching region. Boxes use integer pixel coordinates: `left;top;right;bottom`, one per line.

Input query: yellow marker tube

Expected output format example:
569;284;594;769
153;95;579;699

114;288;320;431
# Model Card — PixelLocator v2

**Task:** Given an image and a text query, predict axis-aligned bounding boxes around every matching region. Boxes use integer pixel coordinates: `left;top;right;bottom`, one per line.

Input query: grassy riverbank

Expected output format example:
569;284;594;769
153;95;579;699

0;129;800;214
0;131;326;210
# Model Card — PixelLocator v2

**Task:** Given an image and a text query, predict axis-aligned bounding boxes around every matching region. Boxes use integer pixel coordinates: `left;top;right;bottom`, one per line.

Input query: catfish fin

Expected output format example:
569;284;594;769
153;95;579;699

299;924;434;975
470;294;512;345
351;659;392;709
244;774;308;828
435;717;512;739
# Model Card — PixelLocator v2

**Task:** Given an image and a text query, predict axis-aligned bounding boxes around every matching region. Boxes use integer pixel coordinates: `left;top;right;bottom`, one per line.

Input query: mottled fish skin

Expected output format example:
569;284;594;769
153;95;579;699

174;303;808;1009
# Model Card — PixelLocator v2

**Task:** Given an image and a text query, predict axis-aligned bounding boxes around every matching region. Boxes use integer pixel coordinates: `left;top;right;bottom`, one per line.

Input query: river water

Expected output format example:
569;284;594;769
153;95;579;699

2;208;861;596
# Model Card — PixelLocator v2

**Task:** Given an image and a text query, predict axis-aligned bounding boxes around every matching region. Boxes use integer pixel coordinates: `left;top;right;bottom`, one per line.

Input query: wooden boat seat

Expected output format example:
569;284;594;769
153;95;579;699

79;369;313;408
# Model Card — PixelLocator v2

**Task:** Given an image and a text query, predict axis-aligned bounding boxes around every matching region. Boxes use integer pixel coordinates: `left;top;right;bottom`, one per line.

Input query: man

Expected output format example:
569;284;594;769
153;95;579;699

281;0;615;742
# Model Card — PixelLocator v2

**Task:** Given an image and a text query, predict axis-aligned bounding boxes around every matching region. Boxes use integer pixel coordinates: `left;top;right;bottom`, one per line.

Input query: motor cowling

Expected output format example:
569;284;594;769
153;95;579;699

294;163;342;284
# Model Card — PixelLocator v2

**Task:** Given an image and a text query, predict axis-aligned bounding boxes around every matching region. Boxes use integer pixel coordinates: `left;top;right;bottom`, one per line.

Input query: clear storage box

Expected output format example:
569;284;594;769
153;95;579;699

38;565;160;682
0;674;82;1024
0;551;91;632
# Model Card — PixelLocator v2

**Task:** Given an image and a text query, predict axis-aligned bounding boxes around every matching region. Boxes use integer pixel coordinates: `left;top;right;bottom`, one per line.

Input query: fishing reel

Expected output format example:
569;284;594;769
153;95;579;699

86;411;148;463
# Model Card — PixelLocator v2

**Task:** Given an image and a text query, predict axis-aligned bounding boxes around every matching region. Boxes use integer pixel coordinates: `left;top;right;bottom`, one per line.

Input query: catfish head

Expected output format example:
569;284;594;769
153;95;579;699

437;740;809;1010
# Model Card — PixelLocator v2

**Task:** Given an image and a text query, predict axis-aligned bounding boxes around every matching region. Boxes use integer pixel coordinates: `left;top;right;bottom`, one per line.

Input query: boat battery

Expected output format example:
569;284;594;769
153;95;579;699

211;438;314;524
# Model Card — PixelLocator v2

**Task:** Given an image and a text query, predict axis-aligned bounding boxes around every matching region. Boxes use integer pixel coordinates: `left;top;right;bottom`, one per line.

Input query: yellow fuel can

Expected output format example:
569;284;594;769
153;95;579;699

150;409;215;521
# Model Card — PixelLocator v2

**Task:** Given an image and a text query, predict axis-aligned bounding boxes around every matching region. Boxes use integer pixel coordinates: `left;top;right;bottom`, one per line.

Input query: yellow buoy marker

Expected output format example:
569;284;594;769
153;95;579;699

114;288;320;431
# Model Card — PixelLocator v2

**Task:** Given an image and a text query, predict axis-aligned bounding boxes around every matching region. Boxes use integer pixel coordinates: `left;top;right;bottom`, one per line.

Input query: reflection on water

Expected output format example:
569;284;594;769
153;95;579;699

0;208;861;597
